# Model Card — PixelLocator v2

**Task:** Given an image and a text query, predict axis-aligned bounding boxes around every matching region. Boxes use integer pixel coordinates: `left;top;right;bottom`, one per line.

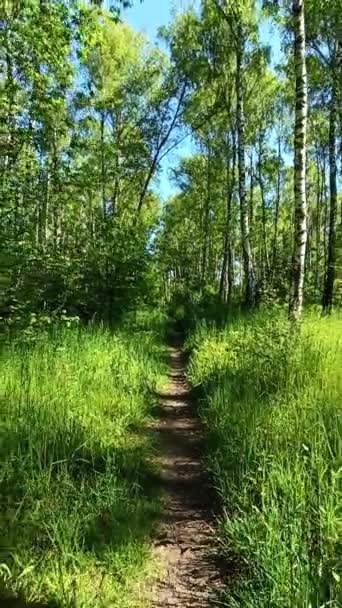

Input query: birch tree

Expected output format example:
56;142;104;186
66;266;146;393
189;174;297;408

289;0;308;320
305;0;342;312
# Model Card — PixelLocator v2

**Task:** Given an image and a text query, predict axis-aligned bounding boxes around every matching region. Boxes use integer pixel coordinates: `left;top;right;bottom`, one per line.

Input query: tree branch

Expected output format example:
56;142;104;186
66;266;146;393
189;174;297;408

137;81;188;212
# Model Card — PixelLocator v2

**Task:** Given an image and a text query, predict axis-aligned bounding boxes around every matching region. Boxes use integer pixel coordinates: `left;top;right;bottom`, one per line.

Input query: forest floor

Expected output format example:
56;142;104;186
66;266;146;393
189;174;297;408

150;336;224;607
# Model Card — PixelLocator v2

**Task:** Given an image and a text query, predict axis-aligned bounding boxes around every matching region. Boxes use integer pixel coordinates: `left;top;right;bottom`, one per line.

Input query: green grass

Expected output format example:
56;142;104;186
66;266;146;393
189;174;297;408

0;309;168;607
187;309;341;607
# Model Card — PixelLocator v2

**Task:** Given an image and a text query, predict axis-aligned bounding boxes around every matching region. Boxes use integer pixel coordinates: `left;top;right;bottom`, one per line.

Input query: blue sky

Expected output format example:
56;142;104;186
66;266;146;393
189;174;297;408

124;0;175;40
120;0;282;200
123;1;198;199
124;0;199;40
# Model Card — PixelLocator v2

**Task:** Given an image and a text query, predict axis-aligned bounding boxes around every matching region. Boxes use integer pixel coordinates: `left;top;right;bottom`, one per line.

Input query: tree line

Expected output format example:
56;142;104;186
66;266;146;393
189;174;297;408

1;0;341;332
157;0;341;319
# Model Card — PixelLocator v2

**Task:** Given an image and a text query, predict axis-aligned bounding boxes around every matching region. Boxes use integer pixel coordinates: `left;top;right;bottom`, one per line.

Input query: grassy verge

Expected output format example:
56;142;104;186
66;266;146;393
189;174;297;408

187;309;341;607
0;308;167;607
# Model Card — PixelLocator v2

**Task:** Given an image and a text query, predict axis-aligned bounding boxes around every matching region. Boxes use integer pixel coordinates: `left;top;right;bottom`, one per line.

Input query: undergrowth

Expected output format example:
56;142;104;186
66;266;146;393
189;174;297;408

187;309;341;607
0;308;167;607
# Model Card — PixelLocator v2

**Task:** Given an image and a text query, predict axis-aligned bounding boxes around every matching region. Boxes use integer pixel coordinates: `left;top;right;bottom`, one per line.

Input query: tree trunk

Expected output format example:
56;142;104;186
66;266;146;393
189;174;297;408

272;135;282;275
249;151;254;230
220;131;236;303
289;0;308;321
314;147;322;294
201;147;211;290
51;134;63;250
322;150;328;273
258;132;270;284
322;81;338;312
37;164;49;247
236;29;255;308
112;110;122;216
100;111;106;216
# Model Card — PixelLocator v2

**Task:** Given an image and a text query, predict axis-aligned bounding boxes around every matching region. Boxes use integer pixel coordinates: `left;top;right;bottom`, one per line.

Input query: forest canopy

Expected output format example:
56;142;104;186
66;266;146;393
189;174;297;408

1;0;341;330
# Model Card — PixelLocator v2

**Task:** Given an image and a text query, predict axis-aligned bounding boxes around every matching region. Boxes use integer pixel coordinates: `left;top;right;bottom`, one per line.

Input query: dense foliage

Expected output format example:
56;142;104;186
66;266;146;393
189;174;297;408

1;1;186;328
2;1;341;328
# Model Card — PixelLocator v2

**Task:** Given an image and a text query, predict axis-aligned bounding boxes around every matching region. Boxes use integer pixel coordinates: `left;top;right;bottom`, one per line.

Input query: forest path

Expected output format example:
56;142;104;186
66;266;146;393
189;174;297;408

150;337;224;607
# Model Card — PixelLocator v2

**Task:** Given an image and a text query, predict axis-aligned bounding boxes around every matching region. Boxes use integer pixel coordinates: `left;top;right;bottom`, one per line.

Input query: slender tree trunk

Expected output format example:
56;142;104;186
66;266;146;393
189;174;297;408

51;134;63;250
201;147;211;290
236;30;255;308
321;150;329;274
112;110;122;216
289;0;308;321
37;163;49;247
258;132;270;284
337;41;342;224
322;81;338;312
219;131;236;302
227;137;237;302
272;135;282;275
138;154;159;214
249;151;254;229
314;147;322;293
100;111;106;216
219;249;228;301
88;190;96;243
4;46;15;187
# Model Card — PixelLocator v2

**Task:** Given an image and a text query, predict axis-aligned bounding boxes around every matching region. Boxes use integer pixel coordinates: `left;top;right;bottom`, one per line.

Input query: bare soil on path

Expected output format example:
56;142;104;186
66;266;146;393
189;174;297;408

151;338;224;607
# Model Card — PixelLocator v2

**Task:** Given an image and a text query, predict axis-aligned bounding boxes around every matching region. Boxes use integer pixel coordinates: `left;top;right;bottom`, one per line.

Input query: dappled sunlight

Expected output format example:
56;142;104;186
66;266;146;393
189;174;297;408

0;322;166;607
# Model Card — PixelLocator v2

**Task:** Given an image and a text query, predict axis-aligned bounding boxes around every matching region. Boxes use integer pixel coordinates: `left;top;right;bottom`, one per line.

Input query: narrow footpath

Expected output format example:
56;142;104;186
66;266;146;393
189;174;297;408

151;339;224;607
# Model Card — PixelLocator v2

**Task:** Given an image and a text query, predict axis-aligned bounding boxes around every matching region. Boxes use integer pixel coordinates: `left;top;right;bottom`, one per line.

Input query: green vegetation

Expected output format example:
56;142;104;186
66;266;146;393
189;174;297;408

187;310;341;606
1;0;341;605
0;310;167;607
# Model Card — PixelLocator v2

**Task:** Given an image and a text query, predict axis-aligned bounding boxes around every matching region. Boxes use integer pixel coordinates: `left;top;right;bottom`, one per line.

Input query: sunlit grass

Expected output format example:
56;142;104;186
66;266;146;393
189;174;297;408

187;309;341;607
0;310;167;607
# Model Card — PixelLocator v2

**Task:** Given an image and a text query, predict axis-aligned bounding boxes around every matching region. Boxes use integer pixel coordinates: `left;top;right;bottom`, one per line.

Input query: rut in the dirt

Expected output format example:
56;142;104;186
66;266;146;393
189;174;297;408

151;342;224;607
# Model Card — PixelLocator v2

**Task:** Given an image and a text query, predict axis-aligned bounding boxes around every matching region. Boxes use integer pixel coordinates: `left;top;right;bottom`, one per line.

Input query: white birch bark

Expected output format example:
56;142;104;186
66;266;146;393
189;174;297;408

289;0;308;321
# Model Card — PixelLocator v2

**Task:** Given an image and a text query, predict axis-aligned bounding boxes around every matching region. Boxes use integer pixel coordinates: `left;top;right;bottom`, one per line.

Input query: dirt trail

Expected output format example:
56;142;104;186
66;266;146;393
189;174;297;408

151;340;224;607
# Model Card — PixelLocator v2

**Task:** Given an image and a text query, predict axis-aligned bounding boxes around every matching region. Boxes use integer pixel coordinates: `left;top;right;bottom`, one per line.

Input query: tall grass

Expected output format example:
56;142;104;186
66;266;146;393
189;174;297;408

187;309;341;607
0;309;167;607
